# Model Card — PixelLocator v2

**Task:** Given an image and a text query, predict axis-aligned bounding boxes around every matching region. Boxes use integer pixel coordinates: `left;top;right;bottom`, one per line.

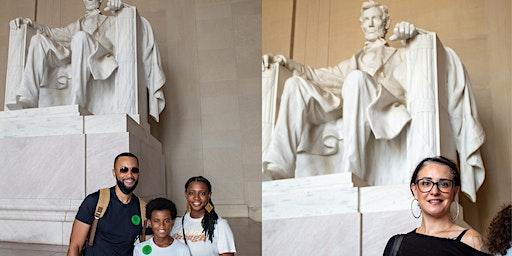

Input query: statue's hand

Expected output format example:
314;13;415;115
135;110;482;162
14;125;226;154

11;17;33;29
104;0;123;13
389;21;418;42
262;54;287;71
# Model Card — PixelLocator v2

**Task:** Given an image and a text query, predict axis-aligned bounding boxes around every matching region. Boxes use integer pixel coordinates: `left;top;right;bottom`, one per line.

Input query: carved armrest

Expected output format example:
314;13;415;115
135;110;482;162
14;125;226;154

4;23;36;109
404;31;454;168
114;4;138;115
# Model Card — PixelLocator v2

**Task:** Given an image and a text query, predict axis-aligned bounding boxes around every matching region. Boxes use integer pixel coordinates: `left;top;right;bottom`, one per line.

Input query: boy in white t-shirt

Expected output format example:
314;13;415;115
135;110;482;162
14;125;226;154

134;198;191;256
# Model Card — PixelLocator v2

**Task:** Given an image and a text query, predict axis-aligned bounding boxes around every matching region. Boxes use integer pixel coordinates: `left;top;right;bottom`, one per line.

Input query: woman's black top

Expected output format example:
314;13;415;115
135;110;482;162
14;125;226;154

383;229;490;256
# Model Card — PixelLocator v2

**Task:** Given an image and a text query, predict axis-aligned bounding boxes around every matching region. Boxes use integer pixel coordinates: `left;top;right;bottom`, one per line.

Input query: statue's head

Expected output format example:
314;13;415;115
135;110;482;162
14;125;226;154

83;0;102;11
359;1;390;42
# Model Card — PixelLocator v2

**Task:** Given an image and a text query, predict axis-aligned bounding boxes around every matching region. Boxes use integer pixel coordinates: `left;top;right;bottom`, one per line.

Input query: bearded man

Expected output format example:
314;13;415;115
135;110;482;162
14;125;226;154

67;152;144;256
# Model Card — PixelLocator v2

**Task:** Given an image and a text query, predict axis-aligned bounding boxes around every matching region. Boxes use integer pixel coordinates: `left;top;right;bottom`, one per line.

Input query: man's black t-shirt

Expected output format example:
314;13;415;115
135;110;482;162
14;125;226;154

75;186;143;256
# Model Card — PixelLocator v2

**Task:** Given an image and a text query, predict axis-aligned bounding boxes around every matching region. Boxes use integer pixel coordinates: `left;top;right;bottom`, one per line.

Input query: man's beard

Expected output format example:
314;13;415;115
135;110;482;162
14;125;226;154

116;178;138;195
364;27;386;41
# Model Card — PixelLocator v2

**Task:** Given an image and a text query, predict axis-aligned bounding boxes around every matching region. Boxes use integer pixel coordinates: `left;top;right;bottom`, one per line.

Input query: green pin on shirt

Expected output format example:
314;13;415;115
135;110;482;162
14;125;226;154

142;244;152;255
131;214;141;225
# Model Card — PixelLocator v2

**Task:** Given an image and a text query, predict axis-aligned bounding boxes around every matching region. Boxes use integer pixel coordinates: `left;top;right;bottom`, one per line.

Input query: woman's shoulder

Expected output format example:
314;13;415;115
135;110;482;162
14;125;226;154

460;228;484;251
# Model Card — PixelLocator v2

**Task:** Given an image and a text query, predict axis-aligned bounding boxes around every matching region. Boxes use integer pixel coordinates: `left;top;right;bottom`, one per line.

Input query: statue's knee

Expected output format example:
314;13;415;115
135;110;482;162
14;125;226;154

345;70;369;82
283;76;305;95
29;34;46;46
71;31;90;44
343;70;372;94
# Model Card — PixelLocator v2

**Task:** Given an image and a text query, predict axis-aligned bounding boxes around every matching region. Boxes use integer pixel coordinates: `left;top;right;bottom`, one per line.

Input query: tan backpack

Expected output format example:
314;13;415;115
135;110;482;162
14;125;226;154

87;188;148;246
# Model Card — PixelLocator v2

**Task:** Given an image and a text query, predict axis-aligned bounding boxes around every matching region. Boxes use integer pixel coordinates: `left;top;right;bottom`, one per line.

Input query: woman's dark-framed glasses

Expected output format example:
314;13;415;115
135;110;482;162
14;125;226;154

119;166;140;174
415;178;454;193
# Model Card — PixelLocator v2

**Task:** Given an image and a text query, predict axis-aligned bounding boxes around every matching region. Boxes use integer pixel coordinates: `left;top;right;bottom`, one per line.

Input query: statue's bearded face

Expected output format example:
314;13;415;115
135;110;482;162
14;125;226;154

83;0;101;11
360;6;387;42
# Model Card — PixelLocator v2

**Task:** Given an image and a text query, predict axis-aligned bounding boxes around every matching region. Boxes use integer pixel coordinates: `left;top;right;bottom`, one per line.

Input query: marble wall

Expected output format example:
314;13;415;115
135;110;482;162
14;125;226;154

0;0;262;220
262;0;511;233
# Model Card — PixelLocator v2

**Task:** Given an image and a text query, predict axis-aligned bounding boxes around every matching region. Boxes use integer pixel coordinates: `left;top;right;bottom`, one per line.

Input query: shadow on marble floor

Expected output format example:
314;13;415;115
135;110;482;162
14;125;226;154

0;217;261;256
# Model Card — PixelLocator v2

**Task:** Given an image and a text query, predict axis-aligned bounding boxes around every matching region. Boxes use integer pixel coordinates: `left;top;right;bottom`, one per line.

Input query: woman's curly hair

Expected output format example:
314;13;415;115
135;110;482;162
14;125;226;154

486;204;511;255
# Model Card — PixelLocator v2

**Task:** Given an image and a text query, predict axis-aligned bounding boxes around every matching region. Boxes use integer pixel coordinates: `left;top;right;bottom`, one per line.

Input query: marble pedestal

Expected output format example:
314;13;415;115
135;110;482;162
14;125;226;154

262;173;466;256
0;105;166;245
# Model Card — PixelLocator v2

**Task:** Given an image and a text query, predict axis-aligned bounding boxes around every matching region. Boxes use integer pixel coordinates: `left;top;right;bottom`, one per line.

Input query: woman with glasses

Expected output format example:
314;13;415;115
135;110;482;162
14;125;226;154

383;156;489;256
171;176;236;256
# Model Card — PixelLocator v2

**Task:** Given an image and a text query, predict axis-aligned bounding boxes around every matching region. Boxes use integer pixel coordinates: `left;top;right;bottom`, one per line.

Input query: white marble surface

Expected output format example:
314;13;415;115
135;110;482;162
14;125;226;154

0;134;85;199
263;186;358;219
263;213;360;256
359;184;413;212
0;115;84;138
0;198;81;211
0;105;88;139
62;221;73;245
0;105;87;118
362;209;420;256
263;173;361;219
263;173;366;194
0;220;65;245
84;113;147;137
84;114;132;134
0;209;76;222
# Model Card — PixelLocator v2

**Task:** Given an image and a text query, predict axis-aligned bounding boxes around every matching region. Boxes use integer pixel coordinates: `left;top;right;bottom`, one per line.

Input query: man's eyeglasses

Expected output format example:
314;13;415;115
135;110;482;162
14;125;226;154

415;178;454;193
119;167;140;174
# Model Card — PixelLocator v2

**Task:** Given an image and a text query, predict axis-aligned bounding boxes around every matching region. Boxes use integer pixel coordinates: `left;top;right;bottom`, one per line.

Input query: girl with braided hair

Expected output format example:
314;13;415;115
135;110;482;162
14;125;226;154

171;176;236;256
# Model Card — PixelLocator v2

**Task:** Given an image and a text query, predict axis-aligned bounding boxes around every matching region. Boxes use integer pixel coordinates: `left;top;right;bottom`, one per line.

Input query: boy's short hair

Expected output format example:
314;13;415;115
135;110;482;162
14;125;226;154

146;197;177;220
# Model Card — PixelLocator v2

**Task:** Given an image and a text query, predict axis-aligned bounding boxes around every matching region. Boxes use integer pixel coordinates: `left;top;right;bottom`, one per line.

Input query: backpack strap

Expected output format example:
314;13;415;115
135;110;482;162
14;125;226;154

139;197;147;242
88;188;110;246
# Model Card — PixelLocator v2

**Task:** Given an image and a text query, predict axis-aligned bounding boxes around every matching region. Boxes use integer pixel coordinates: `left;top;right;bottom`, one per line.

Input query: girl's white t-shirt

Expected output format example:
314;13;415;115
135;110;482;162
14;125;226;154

171;213;236;256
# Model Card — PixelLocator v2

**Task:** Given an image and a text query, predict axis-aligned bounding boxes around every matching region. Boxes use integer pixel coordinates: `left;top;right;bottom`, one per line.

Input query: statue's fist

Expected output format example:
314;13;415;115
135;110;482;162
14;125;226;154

104;0;123;13
389;21;418;42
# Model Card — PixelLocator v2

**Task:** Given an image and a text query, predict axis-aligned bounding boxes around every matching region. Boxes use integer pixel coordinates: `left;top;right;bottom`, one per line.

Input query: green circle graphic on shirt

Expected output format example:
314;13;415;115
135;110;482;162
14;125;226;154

131;214;141;225
142;244;152;255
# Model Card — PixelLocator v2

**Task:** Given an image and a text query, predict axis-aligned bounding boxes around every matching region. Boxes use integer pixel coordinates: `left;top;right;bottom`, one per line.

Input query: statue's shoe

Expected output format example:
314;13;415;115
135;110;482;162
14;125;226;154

263;162;292;180
5;97;34;110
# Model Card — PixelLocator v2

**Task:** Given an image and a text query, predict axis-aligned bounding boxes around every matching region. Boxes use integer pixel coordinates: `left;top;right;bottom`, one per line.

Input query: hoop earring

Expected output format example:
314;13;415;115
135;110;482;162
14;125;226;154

410;198;421;219
450;202;460;222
